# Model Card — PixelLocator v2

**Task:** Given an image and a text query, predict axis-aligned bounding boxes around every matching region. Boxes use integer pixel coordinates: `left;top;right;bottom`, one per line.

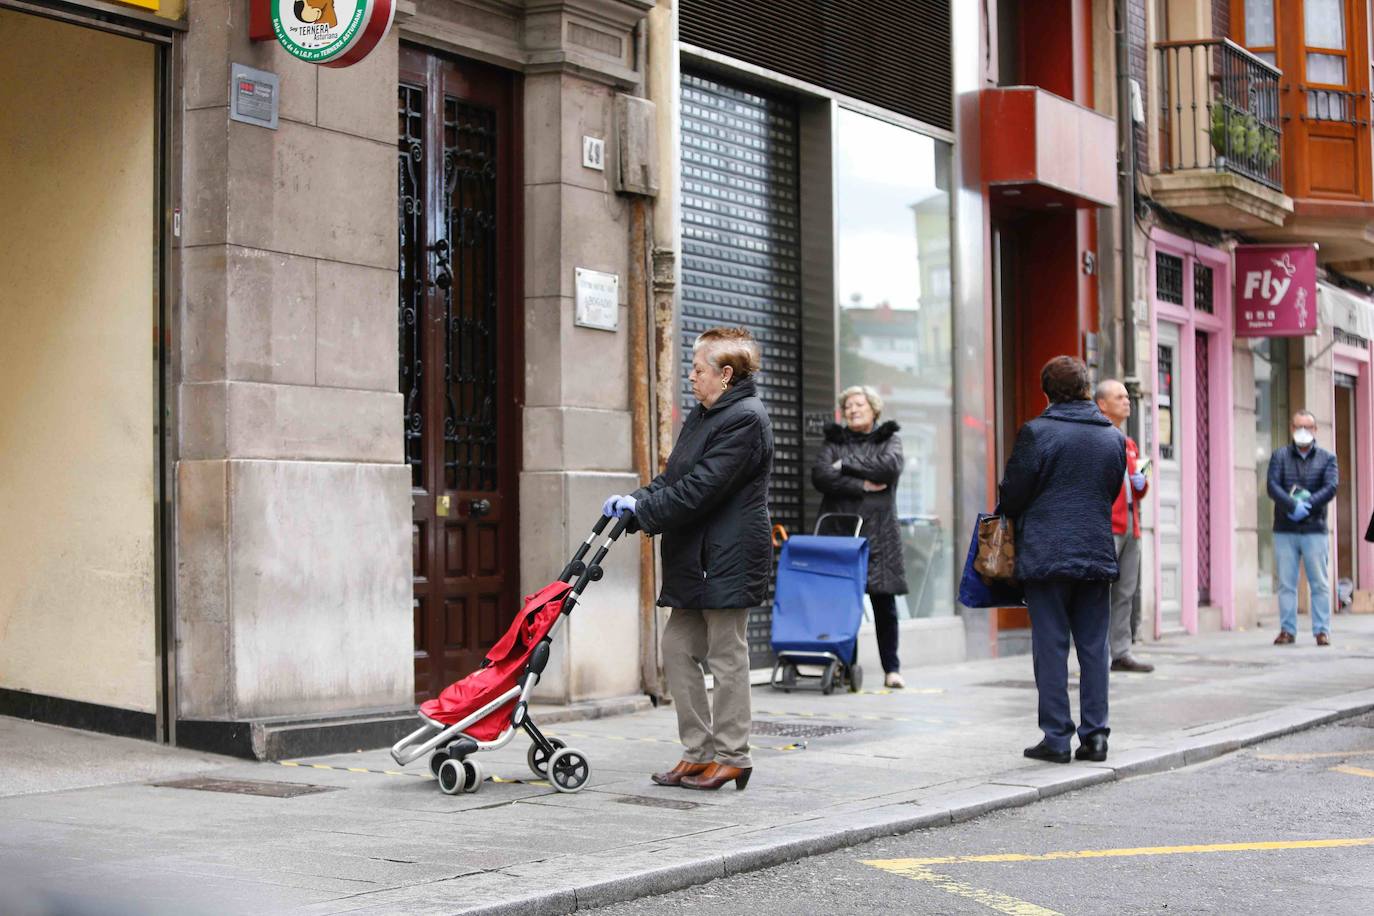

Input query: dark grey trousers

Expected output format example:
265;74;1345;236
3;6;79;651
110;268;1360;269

1025;579;1112;752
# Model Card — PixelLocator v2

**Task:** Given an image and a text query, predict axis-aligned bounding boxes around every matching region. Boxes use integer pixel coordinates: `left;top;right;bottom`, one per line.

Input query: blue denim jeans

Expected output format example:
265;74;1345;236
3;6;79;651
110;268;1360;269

1274;531;1332;636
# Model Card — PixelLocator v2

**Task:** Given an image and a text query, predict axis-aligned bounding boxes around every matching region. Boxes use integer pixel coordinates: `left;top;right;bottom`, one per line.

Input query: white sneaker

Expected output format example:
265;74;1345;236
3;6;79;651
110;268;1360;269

884;672;905;689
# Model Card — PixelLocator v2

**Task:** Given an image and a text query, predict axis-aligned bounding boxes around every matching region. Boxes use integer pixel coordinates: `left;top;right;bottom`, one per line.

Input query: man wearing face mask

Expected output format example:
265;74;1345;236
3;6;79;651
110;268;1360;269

1267;409;1339;646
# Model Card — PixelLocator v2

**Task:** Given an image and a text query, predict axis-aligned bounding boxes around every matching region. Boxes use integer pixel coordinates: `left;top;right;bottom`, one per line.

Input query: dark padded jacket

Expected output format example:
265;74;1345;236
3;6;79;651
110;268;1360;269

632;378;774;610
811;421;909;596
997;399;1127;582
1267;444;1339;534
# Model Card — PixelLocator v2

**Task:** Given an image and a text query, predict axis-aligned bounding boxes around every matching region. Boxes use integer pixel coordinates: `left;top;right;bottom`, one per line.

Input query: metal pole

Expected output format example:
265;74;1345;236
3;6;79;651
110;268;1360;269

1117;0;1139;439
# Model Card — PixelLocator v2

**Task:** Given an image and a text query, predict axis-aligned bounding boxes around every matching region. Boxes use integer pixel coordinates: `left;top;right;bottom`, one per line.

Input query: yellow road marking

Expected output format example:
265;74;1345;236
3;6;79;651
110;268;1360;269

866;837;1374;869
1257;748;1374;761
868;861;1060;916
1331;765;1374;779
865;838;1374;915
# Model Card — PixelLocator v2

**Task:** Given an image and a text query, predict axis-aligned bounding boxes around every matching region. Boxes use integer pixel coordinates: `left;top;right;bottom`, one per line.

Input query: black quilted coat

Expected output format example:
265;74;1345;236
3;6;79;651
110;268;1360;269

632;378;775;610
811;421;909;596
997;399;1127;582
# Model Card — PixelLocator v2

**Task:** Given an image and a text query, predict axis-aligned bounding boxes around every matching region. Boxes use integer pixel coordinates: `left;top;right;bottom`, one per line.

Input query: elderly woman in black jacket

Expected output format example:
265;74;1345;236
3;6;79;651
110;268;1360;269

999;356;1126;766
812;386;909;688
602;327;773;792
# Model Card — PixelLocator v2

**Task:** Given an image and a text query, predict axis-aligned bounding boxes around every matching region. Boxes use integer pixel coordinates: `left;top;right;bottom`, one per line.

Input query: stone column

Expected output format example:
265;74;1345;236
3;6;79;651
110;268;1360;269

176;2;411;729
519;4;652;703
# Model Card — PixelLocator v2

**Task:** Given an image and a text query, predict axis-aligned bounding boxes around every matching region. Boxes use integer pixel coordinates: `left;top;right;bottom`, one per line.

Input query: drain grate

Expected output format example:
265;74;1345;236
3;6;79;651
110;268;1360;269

1339;712;1374;729
751;720;856;738
1179;658;1272;669
616;795;700;810
153;777;339;798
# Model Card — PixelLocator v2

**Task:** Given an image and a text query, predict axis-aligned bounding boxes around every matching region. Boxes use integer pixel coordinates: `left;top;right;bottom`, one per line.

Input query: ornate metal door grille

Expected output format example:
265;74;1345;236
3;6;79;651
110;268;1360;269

1195;331;1211;605
399;83;425;488
399;52;520;702
680;71;803;669
1194;263;1214;314
442;99;500;493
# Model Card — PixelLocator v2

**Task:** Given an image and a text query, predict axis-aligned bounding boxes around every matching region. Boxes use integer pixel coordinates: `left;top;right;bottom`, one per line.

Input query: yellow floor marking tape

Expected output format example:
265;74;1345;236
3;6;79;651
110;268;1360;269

1258;748;1374;762
1331;765;1374;779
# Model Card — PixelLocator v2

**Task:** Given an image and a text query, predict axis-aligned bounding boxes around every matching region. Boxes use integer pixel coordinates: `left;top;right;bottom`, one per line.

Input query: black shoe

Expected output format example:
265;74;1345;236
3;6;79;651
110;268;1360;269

1023;741;1070;764
1075;733;1109;762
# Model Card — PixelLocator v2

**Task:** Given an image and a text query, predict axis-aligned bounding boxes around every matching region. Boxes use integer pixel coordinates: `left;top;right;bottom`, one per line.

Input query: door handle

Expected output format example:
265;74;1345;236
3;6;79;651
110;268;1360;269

428;239;452;290
469;499;492;518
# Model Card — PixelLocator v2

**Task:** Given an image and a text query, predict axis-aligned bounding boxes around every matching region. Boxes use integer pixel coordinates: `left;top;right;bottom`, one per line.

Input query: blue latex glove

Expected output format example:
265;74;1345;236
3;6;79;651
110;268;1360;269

1288;501;1311;523
601;495;623;518
1130;473;1146;491
613;495;638;518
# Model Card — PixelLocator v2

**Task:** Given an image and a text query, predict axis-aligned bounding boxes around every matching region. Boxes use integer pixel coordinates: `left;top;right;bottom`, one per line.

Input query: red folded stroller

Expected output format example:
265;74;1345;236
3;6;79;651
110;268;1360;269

390;514;632;794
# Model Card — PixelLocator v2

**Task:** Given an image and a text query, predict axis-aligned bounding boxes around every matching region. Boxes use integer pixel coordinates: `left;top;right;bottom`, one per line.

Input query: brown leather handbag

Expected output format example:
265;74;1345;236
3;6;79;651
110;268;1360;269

973;514;1016;582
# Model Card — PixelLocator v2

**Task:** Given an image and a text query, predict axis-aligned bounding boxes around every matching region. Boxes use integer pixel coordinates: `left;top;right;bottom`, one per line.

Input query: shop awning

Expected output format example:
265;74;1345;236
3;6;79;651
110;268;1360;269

1318;282;1374;341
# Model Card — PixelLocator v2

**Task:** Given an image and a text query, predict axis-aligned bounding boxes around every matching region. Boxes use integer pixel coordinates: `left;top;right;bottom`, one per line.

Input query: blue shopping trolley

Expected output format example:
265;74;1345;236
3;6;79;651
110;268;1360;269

769;514;870;695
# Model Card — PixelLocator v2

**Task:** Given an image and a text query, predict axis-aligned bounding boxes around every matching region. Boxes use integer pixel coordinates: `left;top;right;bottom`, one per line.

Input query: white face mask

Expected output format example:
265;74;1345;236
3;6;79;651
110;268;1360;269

1293;428;1315;448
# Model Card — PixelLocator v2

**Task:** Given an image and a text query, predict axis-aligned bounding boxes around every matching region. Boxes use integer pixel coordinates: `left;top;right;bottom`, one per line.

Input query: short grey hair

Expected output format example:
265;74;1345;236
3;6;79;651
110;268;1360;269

1292;409;1316;425
1093;379;1125;403
838;385;883;419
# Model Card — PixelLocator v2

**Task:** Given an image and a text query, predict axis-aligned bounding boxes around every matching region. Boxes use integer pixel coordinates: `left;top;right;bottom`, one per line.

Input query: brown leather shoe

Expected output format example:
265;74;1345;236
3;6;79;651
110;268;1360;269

1110;655;1154;673
650;760;709;787
680;762;752;791
1316;633;1331;647
1274;630;1296;645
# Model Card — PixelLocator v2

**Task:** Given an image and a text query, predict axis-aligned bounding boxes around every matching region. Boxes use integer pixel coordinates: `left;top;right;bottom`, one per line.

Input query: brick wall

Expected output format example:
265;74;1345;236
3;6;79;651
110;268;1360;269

1130;0;1147;169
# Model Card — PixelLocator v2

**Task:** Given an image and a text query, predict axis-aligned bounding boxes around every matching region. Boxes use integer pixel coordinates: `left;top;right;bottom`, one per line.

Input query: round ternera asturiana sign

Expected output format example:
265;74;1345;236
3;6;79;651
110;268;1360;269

271;0;394;68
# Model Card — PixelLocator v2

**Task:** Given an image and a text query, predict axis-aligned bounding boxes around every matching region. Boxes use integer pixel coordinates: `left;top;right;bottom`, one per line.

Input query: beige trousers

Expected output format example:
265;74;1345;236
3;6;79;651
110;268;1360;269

662;607;753;768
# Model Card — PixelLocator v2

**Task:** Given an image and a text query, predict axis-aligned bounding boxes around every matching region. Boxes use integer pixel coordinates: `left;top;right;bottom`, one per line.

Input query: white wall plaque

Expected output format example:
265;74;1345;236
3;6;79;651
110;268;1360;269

582;136;606;171
229;64;279;130
574;268;619;331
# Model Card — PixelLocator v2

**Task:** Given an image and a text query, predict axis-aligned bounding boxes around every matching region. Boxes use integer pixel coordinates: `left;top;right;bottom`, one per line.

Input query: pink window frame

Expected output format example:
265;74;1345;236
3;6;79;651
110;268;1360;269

1147;229;1236;636
1332;341;1374;590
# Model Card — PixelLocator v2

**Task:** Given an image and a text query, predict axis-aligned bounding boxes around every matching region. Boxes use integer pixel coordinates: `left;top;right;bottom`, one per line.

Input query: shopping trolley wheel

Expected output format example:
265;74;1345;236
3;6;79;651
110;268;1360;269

848;664;864;693
461;758;485;794
527;737;567;778
780;663;798;690
428;750;450;778
821;663;836;696
548;747;591;793
437;757;468;795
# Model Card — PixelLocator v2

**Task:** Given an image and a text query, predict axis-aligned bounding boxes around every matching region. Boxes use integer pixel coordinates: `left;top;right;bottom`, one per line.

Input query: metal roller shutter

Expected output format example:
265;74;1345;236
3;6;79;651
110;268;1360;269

680;71;802;669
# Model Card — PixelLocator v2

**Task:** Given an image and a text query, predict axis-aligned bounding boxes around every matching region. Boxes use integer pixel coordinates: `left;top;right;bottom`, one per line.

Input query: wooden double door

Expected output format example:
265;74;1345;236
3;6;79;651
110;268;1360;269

399;48;521;702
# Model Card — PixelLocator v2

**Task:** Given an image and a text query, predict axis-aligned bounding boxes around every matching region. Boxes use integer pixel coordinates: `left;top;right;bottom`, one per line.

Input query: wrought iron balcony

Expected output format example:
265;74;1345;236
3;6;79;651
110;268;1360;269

1156;38;1283;192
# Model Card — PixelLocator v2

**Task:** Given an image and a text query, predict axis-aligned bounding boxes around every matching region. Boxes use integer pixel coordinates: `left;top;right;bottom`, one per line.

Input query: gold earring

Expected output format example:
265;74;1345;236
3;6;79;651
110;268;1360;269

722;379;729;390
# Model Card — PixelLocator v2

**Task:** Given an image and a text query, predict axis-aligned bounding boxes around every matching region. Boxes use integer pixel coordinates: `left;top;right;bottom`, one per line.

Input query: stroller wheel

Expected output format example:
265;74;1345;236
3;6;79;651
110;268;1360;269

848;664;864;693
428;750;450;778
548;747;591;793
437;757;468;795
461;758;485;794
527;737;567;778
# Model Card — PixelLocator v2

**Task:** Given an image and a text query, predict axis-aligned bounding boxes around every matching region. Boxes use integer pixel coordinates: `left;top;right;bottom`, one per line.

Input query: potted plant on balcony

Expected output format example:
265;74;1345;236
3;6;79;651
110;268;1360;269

1209;105;1279;172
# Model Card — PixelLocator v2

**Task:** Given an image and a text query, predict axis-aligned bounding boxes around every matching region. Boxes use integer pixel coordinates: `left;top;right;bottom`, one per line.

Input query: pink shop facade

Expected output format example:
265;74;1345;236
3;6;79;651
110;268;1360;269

1140;227;1374;639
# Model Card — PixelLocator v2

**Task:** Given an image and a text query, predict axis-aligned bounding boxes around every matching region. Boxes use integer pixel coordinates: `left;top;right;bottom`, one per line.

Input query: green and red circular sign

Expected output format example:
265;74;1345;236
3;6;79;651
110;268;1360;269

271;0;394;68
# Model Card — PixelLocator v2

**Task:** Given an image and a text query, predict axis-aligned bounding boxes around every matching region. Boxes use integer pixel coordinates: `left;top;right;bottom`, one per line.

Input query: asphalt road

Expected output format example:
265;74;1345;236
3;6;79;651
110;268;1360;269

588;716;1374;915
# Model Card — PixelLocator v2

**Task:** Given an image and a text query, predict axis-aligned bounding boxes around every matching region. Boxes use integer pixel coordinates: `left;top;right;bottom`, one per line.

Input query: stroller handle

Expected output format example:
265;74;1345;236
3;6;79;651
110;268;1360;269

559;512;633;583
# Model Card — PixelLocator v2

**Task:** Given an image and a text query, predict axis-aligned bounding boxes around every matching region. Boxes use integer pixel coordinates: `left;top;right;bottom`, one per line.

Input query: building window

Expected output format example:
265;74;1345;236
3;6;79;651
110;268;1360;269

1244;0;1277;65
1157;251;1184;305
1194;263;1214;314
1305;0;1350;119
1253;337;1290;597
835;107;953;619
1157;344;1176;461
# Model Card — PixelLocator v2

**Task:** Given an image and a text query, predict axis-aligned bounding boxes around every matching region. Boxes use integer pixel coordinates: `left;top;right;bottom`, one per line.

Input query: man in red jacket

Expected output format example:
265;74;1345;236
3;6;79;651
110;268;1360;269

1095;380;1154;673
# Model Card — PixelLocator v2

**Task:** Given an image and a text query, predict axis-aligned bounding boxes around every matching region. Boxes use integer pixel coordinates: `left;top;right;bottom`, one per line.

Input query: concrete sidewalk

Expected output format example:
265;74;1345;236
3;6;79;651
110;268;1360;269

4;617;1374;916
